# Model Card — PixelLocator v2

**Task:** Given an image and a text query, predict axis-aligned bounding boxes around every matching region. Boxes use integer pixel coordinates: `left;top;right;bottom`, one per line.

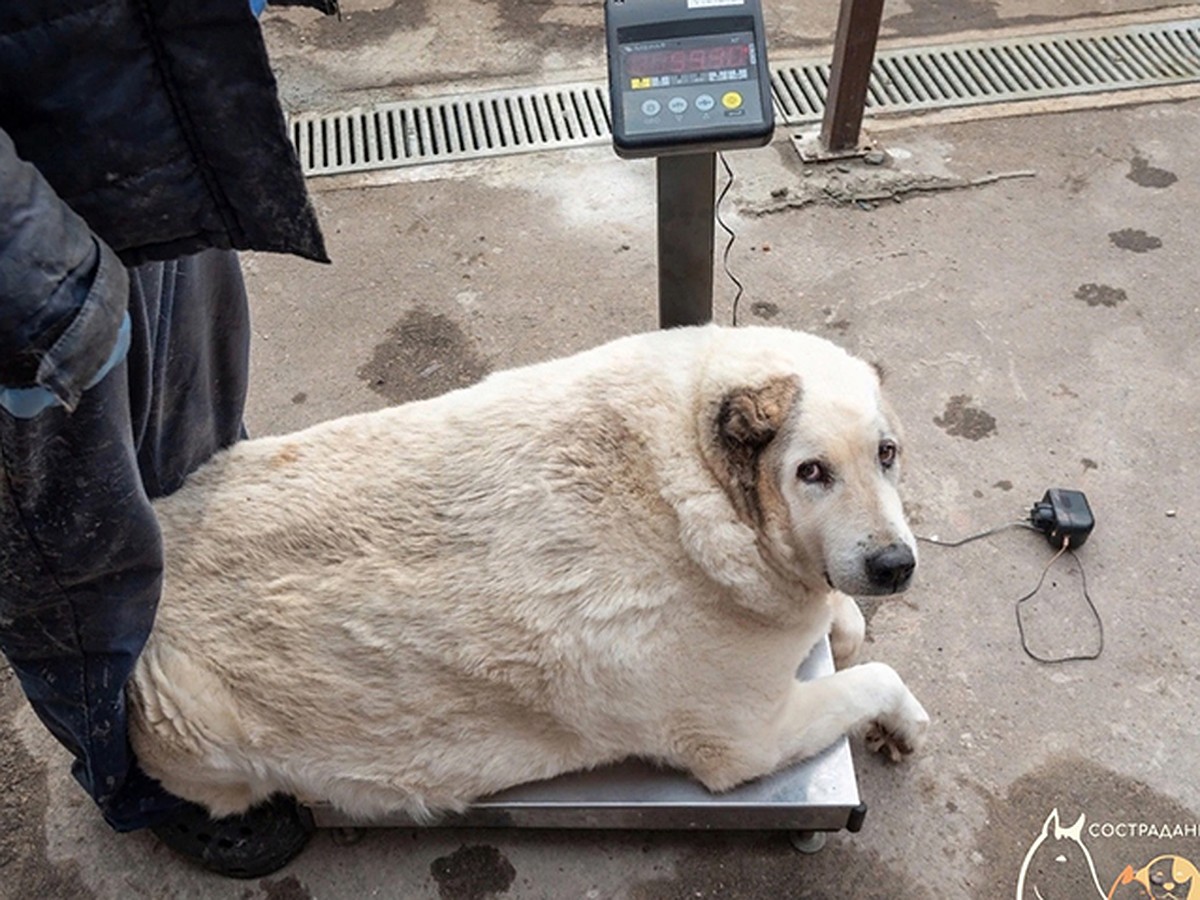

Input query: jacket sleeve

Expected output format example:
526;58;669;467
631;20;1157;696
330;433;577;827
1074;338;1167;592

0;127;129;412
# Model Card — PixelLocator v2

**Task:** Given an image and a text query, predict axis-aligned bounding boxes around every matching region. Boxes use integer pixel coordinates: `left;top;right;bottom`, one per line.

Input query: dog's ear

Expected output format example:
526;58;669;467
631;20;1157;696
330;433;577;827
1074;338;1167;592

718;376;801;450
712;376;801;526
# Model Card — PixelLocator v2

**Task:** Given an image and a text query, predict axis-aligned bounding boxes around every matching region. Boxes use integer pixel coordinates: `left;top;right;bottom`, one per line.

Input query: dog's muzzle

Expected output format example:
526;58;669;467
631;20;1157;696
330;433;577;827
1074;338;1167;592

864;543;916;594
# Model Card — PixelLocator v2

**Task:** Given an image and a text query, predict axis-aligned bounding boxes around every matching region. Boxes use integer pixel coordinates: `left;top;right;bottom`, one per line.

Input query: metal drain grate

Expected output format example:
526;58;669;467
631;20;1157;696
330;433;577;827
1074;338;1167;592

292;17;1200;176
291;82;611;176
772;17;1200;125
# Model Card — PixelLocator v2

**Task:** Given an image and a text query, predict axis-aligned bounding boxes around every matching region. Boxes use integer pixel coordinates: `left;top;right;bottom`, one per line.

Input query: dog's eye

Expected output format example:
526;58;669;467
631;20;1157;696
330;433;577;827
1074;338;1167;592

797;460;829;484
879;440;898;469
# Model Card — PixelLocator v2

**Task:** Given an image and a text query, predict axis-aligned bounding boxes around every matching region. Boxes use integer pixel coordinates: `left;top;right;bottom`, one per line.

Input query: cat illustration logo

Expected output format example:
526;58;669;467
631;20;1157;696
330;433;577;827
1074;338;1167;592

1016;809;1107;899
1107;855;1200;899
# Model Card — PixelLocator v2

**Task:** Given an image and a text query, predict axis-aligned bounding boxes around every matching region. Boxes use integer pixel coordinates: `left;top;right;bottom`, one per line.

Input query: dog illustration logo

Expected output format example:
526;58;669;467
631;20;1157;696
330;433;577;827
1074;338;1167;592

1107;855;1200;899
1017;809;1107;899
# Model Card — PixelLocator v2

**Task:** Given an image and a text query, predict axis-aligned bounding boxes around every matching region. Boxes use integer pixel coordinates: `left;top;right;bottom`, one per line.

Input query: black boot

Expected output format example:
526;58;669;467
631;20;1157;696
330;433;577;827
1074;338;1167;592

150;794;314;878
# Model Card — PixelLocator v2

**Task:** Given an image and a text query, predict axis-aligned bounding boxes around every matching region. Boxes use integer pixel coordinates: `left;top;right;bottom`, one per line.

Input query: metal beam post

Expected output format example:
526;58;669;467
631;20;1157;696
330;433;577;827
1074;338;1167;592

819;0;885;154
656;153;715;329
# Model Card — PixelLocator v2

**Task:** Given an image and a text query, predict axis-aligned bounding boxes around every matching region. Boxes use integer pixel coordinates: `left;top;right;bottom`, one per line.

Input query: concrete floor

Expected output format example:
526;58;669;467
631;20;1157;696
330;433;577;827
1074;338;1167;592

4;1;1200;898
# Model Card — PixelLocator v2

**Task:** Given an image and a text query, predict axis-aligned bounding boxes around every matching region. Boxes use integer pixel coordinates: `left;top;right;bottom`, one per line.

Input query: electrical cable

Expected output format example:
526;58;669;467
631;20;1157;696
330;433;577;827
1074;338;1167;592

1015;536;1104;663
917;521;1104;663
916;521;1039;548
715;152;746;326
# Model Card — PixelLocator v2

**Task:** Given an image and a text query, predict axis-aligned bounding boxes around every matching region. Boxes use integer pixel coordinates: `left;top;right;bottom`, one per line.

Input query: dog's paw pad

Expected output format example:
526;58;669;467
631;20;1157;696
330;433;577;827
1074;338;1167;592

864;722;917;763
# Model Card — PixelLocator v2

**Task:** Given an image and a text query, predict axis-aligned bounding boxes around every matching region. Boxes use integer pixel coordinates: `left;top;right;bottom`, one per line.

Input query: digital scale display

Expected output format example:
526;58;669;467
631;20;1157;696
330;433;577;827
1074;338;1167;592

625;41;751;78
605;0;774;159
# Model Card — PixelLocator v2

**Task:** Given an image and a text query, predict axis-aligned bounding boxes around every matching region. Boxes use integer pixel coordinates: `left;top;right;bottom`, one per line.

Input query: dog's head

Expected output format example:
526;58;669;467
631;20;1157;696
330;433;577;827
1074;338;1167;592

703;328;916;598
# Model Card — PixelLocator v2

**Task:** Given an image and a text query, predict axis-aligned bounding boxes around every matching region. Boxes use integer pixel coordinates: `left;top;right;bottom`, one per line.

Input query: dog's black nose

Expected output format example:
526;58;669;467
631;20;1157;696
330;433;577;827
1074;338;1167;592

865;543;916;593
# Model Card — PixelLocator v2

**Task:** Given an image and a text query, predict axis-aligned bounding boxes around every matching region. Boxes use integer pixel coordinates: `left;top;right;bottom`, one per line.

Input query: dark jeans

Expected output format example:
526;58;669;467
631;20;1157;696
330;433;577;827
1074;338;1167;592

0;248;250;831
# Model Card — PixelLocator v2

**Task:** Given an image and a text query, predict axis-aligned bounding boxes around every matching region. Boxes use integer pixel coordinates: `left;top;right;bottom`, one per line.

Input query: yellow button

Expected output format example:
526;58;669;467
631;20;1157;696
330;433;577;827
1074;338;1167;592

721;91;743;110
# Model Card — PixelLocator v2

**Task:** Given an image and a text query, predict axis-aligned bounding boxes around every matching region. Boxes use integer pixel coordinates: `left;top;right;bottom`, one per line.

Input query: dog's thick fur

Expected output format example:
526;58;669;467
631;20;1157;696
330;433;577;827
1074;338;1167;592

129;325;929;820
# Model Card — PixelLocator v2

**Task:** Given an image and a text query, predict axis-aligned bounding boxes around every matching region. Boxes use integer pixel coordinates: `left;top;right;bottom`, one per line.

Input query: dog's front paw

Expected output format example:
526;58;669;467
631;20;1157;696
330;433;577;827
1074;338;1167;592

865;689;929;763
828;591;865;669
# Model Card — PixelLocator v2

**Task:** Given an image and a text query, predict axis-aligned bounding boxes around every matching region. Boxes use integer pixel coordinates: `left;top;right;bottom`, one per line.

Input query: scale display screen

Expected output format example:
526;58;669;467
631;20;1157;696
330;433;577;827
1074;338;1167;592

624;40;751;78
605;0;774;159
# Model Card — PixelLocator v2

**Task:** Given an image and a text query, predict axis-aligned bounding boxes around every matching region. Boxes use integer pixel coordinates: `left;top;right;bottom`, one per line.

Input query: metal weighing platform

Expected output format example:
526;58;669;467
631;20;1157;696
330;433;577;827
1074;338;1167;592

307;639;865;843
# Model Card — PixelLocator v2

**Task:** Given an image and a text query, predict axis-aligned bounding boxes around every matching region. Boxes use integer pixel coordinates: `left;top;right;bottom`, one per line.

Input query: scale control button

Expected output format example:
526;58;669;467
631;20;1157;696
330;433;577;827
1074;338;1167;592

721;91;743;110
667;96;688;114
640;98;661;117
695;93;715;111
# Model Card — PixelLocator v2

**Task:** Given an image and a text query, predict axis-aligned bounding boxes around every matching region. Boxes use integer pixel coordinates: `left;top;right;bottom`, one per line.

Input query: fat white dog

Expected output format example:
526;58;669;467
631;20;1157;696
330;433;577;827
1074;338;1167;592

129;324;929;821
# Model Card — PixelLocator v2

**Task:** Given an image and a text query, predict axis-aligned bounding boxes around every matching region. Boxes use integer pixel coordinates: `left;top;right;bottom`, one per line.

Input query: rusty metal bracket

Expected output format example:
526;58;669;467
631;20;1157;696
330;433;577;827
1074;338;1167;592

791;129;880;164
818;0;886;155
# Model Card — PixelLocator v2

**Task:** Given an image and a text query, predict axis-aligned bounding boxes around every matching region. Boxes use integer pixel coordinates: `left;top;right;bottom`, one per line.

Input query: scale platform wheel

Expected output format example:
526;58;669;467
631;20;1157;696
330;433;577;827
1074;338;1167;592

789;830;828;854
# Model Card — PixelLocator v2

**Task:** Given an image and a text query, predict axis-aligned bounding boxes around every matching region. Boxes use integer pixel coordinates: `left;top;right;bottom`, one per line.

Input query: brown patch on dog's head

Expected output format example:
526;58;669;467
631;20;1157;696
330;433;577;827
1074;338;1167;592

713;375;801;523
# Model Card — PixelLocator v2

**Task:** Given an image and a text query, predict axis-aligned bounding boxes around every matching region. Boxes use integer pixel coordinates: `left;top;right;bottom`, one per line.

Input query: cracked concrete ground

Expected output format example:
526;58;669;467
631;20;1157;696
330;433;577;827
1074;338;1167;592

4;1;1200;898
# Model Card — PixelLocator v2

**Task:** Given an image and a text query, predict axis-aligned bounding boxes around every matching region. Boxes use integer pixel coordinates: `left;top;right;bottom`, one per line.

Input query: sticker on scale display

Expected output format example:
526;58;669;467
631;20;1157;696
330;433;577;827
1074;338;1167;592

687;0;744;7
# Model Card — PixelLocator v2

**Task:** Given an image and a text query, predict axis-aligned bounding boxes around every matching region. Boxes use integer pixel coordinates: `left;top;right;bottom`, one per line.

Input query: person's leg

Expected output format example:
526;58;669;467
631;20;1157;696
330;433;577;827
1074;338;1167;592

0;249;311;874
126;249;250;502
0;273;177;830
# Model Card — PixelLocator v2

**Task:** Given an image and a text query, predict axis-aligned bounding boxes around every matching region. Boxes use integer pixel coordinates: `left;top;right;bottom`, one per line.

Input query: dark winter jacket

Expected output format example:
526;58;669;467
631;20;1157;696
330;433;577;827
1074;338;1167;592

0;0;331;409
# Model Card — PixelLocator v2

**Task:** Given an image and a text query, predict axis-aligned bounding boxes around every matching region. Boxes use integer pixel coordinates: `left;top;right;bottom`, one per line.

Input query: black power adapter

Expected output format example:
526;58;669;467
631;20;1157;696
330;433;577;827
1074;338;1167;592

918;488;1102;662
1028;489;1094;550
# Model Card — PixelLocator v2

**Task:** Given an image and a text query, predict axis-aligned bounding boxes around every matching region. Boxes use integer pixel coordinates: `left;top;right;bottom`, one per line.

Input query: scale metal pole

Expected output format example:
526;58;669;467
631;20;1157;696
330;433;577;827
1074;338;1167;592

656;152;716;329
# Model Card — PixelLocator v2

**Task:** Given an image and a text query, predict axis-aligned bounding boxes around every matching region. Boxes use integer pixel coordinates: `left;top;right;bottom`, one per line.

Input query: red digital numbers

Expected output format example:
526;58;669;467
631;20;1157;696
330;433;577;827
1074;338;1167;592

626;43;749;78
706;45;749;70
